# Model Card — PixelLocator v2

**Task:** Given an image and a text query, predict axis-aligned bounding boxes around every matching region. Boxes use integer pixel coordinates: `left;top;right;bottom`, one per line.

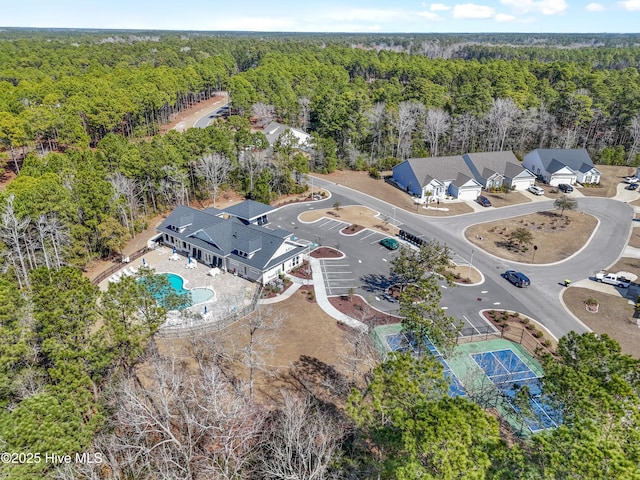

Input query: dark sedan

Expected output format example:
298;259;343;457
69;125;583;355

476;195;492;207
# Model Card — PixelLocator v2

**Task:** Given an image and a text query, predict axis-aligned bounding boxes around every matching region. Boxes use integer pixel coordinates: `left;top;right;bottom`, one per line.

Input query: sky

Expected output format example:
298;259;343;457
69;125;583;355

1;0;639;33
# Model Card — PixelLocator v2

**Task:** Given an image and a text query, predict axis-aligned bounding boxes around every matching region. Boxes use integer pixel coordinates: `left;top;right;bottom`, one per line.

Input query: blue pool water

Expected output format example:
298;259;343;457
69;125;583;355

162;273;214;307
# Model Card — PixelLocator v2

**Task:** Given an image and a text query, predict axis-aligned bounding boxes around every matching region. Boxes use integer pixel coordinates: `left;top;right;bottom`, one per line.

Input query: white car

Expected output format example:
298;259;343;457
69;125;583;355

527;185;545;196
624;176;639;184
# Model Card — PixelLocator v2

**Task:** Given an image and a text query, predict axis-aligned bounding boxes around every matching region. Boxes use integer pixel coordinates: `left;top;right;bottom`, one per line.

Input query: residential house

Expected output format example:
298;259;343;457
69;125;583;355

157;200;307;284
462;151;536;191
263;121;312;151
523;149;600;186
391;156;483;202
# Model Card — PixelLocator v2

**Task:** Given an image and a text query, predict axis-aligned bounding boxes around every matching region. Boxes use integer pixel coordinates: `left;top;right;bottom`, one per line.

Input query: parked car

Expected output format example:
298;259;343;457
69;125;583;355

382;293;398;303
627;183;639;191
558;183;573;193
379;237;399;250
504;270;531;288
624;176;639;184
595;272;631;288
527;185;545;196
476;195;492;207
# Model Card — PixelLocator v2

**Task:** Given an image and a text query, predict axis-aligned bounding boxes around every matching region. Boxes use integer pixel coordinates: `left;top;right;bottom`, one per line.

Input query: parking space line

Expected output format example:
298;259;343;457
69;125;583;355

326;222;344;230
318;219;334;228
360;232;376;241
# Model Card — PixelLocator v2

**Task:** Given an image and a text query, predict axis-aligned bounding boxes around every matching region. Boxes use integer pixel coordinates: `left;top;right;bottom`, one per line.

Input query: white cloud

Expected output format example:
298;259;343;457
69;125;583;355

494;13;517;21
430;3;452;11
618;0;640;10
452;3;496;19
585;2;605;11
500;0;568;15
417;11;443;20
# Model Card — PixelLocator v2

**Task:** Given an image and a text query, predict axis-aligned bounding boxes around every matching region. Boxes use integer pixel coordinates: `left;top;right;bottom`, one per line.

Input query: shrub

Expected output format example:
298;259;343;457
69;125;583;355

533;330;544;338
543;339;552;347
585;297;599;306
520;317;530;324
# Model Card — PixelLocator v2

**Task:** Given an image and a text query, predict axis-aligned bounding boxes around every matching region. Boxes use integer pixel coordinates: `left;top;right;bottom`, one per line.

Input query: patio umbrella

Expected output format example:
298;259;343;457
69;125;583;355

142;258;147;266
204;306;207;314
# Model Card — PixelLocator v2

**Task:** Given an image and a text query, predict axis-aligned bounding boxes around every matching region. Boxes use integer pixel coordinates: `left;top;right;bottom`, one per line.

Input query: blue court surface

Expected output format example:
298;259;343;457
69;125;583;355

385;333;466;397
472;349;561;432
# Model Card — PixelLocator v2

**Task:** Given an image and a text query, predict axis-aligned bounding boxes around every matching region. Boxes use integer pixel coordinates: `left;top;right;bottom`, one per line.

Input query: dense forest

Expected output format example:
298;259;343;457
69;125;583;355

0;29;639;479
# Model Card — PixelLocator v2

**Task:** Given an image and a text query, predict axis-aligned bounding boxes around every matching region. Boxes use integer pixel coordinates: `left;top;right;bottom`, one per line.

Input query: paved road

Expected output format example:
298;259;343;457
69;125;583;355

275;177;633;340
193;94;230;129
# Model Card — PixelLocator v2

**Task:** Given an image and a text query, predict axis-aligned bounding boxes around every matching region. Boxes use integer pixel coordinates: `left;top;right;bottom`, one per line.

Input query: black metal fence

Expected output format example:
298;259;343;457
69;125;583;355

91;247;149;285
156;285;262;338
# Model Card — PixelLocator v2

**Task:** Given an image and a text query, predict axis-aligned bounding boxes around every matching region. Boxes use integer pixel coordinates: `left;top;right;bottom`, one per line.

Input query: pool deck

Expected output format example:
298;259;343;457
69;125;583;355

98;245;258;330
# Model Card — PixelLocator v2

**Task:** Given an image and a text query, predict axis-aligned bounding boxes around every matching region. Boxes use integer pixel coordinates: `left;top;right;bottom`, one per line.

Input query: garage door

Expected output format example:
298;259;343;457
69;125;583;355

549;175;575;187
457;188;480;201
511;179;534;191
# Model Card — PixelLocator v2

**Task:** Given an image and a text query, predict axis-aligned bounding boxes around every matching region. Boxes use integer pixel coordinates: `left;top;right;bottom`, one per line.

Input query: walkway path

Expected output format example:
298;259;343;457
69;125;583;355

309;257;367;331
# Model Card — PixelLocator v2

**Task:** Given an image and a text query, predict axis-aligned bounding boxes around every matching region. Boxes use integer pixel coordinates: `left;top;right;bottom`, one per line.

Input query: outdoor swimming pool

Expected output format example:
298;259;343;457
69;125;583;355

161;273;214;307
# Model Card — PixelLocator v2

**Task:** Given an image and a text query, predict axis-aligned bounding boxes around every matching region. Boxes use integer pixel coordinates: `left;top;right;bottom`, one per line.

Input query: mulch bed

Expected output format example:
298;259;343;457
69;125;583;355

329;295;401;327
310;247;343;258
289;261;312;280
341;224;365;235
298;286;316;303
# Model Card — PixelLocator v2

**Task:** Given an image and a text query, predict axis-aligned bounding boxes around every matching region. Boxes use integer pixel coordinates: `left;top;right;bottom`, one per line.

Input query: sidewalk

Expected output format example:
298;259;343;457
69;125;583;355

309;257;368;332
259;282;302;305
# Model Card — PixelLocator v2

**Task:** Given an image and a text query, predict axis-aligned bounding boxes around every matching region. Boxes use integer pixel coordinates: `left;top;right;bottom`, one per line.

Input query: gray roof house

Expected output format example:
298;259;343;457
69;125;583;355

523;148;600;186
157;201;306;283
462;152;536;191
392;156;483;202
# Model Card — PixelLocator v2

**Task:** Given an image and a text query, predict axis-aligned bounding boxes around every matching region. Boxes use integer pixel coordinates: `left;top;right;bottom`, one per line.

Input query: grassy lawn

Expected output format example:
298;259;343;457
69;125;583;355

576;165;634;198
563;286;640;358
482;190;530;207
465;210;598;264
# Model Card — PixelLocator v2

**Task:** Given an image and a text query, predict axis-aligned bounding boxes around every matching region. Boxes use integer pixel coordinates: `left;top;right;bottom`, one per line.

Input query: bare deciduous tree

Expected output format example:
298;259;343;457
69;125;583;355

71;351;265;480
298;96;311;132
254;393;345;480
109;172;141;238
196;153;232;208
423;107;451;157
252;102;276;128
394;101;425;160
0;194;31;287
628;114;640;164
365;102;387;162
484;97;521;152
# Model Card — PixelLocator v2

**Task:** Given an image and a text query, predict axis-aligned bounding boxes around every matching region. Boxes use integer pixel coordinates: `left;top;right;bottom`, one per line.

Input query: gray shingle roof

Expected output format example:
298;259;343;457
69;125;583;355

405;155;475;186
463;151;532;183
157;201;304;272
533;149;596;173
221;199;276;222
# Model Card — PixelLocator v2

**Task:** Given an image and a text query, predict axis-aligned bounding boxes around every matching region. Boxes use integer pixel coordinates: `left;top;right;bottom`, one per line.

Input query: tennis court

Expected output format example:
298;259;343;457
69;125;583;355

471;349;561;432
385;332;466;397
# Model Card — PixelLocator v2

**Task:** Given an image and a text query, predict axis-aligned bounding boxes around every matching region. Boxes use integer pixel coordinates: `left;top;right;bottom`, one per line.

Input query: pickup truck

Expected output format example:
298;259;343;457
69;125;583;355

595;272;632;288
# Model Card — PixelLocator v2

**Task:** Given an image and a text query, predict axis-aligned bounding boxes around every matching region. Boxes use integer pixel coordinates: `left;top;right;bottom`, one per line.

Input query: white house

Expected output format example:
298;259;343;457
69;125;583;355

391;156;482;202
157;200;307;284
462;151;536;191
263;121;312;151
523;149;600;186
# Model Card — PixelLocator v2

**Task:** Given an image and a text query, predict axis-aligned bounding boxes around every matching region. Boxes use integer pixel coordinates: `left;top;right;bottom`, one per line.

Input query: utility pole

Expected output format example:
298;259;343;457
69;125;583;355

468;249;475;280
